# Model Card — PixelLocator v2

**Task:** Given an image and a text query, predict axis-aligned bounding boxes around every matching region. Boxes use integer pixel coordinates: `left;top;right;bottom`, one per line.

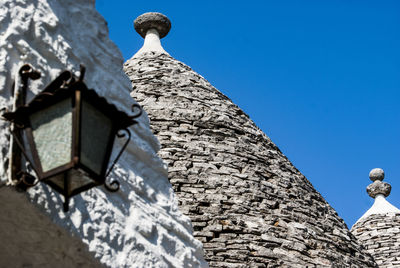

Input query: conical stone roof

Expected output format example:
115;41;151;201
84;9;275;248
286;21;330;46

124;13;376;267
351;169;400;267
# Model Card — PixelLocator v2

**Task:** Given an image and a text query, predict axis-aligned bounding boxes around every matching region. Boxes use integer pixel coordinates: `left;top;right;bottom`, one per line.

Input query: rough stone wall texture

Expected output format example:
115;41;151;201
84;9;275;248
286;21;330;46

0;187;102;267
0;1;206;267
124;52;377;268
351;213;400;267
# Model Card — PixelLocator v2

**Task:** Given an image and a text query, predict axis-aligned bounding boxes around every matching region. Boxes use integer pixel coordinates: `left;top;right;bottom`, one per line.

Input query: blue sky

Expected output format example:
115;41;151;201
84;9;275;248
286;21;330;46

96;0;400;227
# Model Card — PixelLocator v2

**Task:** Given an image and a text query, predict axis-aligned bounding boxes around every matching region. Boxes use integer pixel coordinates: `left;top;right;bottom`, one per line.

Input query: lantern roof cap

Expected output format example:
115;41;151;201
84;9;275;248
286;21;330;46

2;70;140;130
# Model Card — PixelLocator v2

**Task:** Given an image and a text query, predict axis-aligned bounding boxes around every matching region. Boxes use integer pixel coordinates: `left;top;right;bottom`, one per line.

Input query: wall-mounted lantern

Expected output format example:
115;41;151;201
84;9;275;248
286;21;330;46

2;64;141;211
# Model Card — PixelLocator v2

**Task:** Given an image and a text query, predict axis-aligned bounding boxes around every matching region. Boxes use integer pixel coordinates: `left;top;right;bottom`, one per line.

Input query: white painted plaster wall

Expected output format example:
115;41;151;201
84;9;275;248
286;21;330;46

0;187;101;267
0;0;206;267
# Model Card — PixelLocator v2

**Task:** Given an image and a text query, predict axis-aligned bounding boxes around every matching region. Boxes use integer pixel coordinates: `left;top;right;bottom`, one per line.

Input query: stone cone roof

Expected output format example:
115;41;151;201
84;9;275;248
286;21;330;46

352;214;400;267
351;169;400;267
124;52;376;267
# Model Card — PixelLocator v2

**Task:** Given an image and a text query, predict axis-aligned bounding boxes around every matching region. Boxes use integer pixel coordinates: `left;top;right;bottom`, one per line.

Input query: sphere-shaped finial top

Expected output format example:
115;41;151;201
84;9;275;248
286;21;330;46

369;168;385;182
134;12;171;39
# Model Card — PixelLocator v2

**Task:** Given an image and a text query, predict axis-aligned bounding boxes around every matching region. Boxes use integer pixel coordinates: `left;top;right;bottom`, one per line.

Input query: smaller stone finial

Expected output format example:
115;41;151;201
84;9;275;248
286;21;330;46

354;168;400;225
367;168;391;198
367;181;391;198
369;168;385;182
134;12;171;39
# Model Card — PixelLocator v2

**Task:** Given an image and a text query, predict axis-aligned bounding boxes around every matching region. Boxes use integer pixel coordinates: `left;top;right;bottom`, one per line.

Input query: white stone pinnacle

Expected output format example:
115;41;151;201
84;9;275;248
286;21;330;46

355;194;400;225
133;12;171;58
133;29;169;57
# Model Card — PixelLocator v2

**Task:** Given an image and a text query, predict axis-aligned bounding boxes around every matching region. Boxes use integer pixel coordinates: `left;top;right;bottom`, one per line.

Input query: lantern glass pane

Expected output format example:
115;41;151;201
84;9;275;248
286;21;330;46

80;100;113;175
30;98;72;172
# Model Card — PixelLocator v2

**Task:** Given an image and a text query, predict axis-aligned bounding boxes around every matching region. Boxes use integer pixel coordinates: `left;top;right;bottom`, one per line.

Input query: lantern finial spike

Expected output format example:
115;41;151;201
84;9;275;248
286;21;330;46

78;64;86;81
63;197;69;212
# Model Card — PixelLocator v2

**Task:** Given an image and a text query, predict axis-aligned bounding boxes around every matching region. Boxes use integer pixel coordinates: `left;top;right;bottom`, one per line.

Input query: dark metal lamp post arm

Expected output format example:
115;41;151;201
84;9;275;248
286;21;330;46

9;64;41;186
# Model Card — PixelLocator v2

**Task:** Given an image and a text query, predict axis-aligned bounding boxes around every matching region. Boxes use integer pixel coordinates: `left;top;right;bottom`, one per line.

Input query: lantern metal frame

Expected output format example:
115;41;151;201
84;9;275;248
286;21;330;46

1;64;142;211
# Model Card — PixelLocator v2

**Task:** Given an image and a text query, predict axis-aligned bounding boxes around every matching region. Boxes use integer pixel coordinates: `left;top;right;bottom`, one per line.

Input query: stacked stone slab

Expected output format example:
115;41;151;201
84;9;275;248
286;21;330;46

124;13;376;267
352;214;400;267
351;169;400;267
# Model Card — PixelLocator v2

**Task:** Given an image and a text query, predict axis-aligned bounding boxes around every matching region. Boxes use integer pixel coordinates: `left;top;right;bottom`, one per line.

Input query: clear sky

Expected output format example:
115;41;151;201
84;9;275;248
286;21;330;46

96;0;400;227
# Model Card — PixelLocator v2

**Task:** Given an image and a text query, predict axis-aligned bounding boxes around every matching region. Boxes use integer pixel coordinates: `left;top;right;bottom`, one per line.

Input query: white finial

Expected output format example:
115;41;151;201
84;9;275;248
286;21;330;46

133;12;171;57
354;168;400;225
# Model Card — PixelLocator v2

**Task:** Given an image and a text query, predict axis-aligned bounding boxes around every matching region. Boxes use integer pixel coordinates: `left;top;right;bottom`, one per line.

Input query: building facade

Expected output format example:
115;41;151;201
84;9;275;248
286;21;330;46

0;1;206;267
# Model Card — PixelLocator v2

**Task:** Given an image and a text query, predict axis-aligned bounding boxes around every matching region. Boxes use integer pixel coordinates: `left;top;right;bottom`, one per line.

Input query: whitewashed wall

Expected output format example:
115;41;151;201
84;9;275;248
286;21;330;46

0;0;206;267
0;187;101;267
